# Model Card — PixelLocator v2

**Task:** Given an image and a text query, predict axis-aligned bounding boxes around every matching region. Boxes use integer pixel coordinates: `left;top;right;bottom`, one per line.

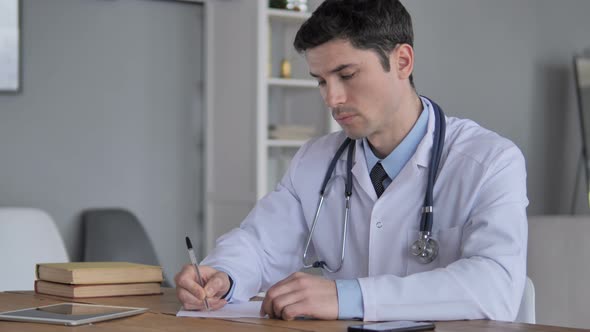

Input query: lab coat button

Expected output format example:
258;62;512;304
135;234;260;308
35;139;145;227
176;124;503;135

376;221;383;228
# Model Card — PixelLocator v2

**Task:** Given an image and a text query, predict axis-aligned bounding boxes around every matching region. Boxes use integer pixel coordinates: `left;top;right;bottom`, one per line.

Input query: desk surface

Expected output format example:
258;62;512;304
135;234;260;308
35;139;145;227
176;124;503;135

0;288;584;332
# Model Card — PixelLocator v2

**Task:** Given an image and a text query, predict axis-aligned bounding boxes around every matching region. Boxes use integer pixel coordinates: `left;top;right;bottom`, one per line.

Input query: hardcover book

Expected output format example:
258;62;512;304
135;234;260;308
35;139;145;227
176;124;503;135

34;280;162;299
36;262;163;285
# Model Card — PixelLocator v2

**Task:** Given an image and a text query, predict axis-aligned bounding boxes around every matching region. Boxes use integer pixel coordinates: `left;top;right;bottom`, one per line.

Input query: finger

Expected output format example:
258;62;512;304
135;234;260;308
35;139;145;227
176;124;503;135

190;266;225;299
261;273;307;318
261;279;295;318
182;298;227;311
197;266;219;283
176;287;202;309
175;266;207;301
209;299;228;311
204;272;230;298
271;290;305;320
261;290;277;318
174;264;196;287
281;301;310;321
261;285;290;318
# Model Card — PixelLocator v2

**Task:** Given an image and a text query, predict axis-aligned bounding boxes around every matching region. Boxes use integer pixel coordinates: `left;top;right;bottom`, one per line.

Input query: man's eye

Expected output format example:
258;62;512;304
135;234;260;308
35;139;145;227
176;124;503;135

341;73;355;80
317;80;326;87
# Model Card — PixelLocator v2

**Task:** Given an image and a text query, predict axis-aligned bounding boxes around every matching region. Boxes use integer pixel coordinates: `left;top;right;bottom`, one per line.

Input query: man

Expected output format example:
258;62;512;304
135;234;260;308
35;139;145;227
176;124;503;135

175;0;528;322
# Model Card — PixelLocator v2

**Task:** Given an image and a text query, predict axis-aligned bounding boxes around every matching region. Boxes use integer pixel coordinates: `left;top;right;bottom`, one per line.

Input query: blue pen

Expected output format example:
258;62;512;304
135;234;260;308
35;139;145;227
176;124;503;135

185;236;210;311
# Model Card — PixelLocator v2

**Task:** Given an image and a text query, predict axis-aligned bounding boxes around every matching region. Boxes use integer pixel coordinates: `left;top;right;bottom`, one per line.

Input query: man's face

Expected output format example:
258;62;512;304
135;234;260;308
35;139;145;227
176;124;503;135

306;39;404;140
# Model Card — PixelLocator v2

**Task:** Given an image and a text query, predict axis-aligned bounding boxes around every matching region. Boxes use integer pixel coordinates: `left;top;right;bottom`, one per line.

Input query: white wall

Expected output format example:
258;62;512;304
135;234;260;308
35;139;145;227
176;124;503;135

531;1;590;214
404;0;590;215
0;0;205;283
206;0;259;249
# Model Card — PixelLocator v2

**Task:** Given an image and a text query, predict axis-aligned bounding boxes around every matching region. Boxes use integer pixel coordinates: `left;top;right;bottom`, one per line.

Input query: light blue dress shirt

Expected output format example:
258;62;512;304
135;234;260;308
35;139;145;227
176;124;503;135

221;98;430;319
336;98;429;320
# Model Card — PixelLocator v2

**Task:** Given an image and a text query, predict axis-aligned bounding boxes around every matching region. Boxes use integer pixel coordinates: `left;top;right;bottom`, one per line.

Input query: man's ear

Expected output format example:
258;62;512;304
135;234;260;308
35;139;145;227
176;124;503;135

391;43;414;80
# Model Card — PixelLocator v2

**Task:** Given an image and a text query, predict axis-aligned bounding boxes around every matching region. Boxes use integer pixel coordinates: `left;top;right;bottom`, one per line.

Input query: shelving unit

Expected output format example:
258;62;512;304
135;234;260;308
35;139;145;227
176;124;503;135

268;77;317;88
267;8;311;22
256;0;337;198
267;139;308;147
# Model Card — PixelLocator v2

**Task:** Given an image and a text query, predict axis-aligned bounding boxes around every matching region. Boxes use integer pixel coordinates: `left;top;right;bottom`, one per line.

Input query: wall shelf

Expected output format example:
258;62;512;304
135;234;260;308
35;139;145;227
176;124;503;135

267;139;308;147
267;8;311;23
268;77;317;88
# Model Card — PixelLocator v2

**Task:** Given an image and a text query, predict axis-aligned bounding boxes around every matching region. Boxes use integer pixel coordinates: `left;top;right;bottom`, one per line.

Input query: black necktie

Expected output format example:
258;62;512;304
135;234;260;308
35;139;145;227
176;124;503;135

370;162;389;198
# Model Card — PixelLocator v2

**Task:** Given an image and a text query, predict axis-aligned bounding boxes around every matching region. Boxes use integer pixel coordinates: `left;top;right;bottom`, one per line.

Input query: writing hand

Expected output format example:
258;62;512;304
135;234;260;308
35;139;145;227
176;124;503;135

175;264;231;311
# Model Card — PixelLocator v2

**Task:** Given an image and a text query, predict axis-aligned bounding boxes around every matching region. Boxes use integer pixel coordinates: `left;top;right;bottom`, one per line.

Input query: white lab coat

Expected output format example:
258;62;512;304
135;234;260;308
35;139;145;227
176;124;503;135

202;105;528;322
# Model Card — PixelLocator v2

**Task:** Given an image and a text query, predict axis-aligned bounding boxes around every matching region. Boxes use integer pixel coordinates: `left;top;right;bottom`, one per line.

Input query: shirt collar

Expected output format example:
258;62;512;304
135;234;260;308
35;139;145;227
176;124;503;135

362;97;430;180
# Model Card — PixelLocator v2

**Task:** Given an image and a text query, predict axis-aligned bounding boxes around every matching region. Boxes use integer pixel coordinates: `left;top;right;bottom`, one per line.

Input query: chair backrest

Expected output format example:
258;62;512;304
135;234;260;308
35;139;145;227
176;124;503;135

515;276;536;324
81;208;161;266
81;208;168;286
0;208;69;291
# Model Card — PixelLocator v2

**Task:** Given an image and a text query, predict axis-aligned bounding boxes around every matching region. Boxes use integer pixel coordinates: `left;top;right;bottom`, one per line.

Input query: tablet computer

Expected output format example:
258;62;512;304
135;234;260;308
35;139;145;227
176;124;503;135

348;321;435;332
0;303;148;326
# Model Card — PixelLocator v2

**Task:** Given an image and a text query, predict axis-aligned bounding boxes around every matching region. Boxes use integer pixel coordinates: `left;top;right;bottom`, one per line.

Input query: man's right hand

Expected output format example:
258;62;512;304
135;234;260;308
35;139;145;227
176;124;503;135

174;264;231;311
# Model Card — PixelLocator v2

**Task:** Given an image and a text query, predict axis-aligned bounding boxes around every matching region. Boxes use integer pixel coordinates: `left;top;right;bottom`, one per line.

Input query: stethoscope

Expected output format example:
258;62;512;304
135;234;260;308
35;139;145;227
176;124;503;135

302;97;446;273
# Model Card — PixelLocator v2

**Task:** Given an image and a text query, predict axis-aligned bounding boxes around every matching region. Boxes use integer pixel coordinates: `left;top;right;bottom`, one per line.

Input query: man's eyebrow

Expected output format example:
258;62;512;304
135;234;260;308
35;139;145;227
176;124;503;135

310;64;356;78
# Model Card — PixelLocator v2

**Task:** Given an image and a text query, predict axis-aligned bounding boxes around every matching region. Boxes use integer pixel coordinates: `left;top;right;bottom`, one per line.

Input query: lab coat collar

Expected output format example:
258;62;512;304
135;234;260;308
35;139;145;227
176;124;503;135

337;96;438;169
336;97;441;200
333;138;375;199
351;139;375;199
413;96;438;169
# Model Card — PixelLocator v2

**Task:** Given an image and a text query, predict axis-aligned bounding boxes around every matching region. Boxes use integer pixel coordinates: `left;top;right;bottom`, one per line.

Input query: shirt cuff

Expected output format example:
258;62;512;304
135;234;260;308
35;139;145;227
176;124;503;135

212;266;236;302
335;279;364;320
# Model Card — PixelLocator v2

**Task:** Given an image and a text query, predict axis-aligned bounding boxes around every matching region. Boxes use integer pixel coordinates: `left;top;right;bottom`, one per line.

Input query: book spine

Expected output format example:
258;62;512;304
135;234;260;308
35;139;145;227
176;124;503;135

37;264;163;284
35;290;163;299
69;291;163;299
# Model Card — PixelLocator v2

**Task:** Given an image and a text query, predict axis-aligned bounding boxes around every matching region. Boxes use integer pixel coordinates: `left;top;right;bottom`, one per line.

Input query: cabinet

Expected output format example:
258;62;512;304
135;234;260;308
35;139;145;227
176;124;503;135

256;0;337;198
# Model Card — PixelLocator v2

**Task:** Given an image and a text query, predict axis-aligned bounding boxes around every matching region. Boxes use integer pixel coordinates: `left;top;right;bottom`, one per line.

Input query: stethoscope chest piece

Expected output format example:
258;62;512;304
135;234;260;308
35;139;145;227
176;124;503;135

410;231;439;264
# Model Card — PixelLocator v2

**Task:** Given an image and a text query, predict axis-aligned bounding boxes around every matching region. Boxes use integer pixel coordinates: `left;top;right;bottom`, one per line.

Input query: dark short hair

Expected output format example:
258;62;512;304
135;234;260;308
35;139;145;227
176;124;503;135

294;0;415;84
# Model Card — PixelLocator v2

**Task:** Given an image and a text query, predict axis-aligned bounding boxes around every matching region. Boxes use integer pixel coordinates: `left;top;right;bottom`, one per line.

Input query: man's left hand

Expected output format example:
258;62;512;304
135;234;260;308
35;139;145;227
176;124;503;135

260;272;338;320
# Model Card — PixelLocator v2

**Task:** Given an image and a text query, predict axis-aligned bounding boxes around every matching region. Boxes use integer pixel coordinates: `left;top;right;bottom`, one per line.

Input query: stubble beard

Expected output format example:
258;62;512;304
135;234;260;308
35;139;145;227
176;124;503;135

331;106;368;140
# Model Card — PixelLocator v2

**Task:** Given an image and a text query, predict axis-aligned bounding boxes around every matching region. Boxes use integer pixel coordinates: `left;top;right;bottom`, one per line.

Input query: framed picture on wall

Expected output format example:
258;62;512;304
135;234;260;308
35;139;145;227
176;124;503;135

0;0;20;92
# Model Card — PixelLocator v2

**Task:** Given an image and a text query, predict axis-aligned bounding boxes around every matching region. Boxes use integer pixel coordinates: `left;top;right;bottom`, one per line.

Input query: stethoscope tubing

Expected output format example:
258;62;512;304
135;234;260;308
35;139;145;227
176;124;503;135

420;99;446;233
302;96;445;271
302;138;354;272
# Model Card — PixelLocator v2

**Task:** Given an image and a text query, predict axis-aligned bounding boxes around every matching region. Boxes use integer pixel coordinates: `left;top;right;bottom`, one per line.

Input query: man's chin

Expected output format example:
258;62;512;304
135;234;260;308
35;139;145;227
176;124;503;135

342;129;366;140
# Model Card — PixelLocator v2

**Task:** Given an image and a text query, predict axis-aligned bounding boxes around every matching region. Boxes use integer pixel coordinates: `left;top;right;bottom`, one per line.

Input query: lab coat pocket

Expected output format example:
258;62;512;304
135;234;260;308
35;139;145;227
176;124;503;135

405;226;463;275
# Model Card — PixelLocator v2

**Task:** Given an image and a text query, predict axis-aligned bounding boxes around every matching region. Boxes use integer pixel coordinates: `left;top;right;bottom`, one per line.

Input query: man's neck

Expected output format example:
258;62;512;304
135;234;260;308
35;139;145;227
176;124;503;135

368;93;423;159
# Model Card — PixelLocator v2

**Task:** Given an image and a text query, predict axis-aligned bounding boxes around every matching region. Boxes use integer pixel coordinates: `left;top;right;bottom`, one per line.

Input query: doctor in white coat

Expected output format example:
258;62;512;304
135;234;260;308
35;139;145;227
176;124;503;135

175;0;528;322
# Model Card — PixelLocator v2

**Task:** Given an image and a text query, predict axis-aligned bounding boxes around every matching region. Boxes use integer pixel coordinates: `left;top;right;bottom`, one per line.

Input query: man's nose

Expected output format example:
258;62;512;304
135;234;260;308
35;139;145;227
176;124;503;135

324;83;346;109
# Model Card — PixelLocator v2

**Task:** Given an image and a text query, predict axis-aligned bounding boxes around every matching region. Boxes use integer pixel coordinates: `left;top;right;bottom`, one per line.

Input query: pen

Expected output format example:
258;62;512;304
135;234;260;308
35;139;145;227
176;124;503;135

185;236;210;311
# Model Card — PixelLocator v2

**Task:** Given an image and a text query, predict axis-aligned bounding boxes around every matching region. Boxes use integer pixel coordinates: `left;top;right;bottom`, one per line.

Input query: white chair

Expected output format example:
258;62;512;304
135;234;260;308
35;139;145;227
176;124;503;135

0;208;69;291
514;276;536;324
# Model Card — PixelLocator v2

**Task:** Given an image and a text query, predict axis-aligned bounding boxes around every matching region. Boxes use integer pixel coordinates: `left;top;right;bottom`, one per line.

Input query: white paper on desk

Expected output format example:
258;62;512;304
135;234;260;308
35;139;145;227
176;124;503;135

176;301;264;318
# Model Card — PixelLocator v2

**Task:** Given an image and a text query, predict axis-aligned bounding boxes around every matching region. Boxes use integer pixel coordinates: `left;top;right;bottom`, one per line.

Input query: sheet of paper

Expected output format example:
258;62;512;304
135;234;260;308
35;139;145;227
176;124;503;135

176;301;264;318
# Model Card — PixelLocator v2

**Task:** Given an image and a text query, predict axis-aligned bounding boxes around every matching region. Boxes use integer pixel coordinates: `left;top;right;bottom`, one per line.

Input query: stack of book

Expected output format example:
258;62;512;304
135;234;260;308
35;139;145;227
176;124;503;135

268;125;316;140
34;262;163;298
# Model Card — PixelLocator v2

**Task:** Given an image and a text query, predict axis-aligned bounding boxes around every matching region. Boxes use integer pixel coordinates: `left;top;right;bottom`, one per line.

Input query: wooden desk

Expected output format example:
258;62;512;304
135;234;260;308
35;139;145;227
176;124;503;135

0;289;584;331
